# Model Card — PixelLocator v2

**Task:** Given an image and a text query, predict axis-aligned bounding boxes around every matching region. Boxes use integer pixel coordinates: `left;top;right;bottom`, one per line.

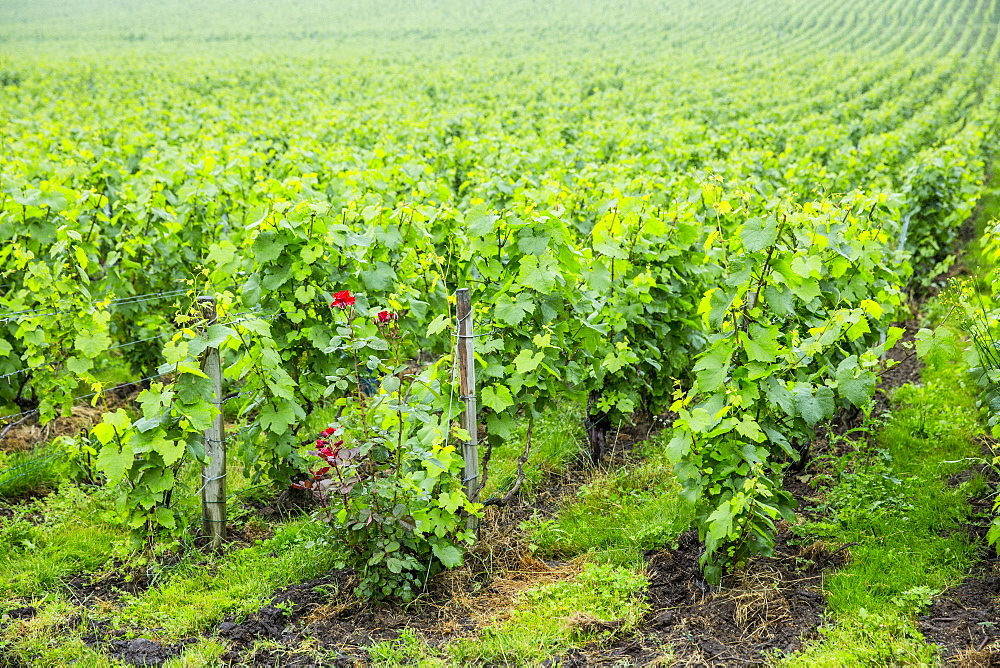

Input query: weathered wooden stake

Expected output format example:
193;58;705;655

455;288;480;531
198;295;226;550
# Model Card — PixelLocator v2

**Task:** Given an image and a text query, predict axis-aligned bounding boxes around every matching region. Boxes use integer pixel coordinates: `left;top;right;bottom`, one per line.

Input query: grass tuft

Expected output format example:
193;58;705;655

527;440;691;569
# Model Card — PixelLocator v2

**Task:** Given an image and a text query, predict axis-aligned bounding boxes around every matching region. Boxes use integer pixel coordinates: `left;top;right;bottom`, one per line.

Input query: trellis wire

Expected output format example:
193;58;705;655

0;288;190;323
1;331;176;383
0;453;63;488
0;370;173;428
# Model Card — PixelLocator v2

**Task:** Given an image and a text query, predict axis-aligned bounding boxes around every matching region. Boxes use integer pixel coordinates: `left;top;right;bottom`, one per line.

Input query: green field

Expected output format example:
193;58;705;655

2;0;1000;664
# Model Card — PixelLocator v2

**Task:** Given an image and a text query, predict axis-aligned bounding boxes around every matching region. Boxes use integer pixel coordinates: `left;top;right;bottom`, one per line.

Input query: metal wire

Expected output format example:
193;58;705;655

0;371;173;428
0;408;41;425
71;372;173;405
0;452;61;479
226;483;272;500
217;310;288;327
222;391;252;404
0;362;52;382
224;425;257;443
106;331;172;351
0;331;174;383
0;453;63;488
195;472;228;496
0;289;190;323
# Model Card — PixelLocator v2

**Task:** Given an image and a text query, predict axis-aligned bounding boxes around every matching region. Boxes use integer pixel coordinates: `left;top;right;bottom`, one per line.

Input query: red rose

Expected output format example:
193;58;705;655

330;290;355;309
374;310;398;325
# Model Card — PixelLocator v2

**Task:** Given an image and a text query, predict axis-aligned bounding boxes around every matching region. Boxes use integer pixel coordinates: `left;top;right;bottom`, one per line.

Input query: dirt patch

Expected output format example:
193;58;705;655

106;637;194;667
598;410;677;464
1;376;156;454
245;486;320;523
919;565;1000;665
64;567;149;608
81;620;195;667
216;530;580;665
0;494;48;522
542;323;922;665
1;405;106;453
544;530;837;665
218;572;347;663
875;318;925;408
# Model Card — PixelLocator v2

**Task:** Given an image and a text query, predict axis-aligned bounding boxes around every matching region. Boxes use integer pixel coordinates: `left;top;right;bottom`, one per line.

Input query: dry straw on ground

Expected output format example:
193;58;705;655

1;405;105;452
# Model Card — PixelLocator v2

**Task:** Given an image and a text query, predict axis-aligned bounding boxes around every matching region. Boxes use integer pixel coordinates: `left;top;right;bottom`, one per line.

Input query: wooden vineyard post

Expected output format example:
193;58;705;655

198;295;226;550
455;288;480;531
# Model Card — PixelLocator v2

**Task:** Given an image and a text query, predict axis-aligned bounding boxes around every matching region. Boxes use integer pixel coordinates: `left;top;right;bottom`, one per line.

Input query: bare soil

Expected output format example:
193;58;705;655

545;530;840;666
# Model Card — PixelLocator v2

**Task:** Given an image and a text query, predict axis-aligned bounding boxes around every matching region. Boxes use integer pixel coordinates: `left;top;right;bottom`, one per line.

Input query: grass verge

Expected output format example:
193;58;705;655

527;439;691;569
367;563;649;666
782;348;984;665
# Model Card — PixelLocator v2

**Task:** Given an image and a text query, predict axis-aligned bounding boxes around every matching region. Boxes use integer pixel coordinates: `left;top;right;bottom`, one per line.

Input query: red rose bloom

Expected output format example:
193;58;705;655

330;290;355;309
374;310;397;324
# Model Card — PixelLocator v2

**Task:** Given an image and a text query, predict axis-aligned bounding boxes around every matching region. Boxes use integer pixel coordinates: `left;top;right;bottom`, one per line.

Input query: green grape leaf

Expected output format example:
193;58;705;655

763;285;794;316
693;341;734;392
740;217;778;253
495;293;535;325
836;356;876;407
75;329;111;358
207;241;237;265
259;401;296;434
792;383;835;425
252;231;284;263
706;500;736;542
744;324;781;363
92;409;133;445
465;204;499;236
517;231;550;256
790;254;823;278
432;544;464;568
66;357;93;375
154;507;177;529
513;349;544;374
517;254;559;292
163;340;190;365
426;313;450;336
481;384;514;412
96;439;134;484
735;416;766;443
915;326;958;365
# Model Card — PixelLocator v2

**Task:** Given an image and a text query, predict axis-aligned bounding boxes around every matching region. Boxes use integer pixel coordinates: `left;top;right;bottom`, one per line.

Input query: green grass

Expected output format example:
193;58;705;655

527;440;691;569
164;639;228;667
974;167;1000;238
0;484;130;596
368;563;650;666
0;483;345;664
0;394;591;665
784;163;1000;663
0;440;78;499
354;429;687;665
1;599;124;668
781;608;939;667
782;347;984;665
449;564;648;665
480;399;587;501
119;519;345;638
